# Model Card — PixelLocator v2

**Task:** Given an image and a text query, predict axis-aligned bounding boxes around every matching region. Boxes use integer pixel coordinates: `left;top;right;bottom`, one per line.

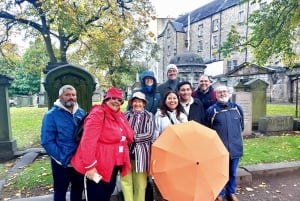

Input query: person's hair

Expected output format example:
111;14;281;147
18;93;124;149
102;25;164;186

215;85;229;93
159;90;184;119
177;81;192;91
58;85;76;96
199;74;211;82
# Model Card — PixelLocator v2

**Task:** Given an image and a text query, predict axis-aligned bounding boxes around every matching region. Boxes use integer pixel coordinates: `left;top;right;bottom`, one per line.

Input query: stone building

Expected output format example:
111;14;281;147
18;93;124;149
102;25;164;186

157;0;270;82
156;0;300;103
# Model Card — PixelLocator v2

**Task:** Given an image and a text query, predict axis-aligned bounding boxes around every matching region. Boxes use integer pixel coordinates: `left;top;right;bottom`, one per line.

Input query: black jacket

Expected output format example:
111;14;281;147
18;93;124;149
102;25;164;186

187;98;206;125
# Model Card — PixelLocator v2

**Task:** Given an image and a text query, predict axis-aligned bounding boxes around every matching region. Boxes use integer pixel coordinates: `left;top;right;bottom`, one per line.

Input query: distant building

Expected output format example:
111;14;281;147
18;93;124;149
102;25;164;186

157;0;279;83
155;0;300;103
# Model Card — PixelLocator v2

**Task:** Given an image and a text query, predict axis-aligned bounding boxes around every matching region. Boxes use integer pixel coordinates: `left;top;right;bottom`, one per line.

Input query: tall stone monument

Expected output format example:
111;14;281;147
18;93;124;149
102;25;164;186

0;74;17;162
44;64;96;112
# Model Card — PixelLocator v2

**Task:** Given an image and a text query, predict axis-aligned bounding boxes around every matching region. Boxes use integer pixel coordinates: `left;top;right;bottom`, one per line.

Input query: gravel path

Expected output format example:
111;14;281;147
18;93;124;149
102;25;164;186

236;171;300;201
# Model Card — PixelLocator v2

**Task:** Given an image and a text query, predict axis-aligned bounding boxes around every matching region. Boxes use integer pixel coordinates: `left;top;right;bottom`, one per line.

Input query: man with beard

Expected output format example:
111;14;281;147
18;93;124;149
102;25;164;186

206;85;244;201
41;85;85;201
192;75;216;111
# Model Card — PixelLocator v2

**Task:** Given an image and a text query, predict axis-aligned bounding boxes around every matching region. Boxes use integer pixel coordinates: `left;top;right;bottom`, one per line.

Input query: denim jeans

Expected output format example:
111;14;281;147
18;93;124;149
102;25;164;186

219;157;240;197
51;158;84;201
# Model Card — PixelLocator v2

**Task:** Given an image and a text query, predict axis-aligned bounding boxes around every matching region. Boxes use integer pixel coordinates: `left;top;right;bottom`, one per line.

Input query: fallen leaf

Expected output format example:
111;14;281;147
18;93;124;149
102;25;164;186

245;187;254;191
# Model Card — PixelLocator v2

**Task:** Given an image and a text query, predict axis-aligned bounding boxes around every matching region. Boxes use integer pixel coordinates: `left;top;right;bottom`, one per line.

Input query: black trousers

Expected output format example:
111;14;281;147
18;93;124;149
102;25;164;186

51;158;84;201
86;166;120;201
145;177;154;201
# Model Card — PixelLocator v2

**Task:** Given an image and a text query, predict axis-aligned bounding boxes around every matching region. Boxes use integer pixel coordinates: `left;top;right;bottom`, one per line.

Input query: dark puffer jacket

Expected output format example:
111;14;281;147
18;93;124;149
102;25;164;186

206;101;244;159
192;86;216;111
127;70;161;115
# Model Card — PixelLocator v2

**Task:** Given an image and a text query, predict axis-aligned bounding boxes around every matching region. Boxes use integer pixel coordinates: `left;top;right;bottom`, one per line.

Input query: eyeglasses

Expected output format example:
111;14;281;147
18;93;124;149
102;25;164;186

216;90;228;94
110;97;123;103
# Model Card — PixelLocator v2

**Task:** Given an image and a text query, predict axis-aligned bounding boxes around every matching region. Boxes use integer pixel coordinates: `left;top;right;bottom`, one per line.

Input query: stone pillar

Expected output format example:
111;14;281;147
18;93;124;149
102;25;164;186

0;74;17;162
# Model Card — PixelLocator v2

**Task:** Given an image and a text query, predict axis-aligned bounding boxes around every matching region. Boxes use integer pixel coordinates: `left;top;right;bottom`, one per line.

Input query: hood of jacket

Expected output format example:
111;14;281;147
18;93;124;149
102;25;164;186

140;70;157;90
54;99;79;114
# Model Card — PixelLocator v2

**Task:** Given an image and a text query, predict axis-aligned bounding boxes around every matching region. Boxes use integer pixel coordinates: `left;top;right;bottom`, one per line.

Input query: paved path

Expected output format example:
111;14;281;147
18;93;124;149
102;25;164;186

1;149;300;201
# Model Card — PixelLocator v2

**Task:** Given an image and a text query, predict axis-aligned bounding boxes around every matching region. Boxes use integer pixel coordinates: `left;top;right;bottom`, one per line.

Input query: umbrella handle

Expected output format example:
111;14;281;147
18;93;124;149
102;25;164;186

150;160;156;175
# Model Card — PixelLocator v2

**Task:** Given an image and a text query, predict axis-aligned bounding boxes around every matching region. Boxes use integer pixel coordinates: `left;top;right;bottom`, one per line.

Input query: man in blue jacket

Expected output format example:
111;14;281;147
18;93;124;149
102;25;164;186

41;85;85;201
206;85;244;201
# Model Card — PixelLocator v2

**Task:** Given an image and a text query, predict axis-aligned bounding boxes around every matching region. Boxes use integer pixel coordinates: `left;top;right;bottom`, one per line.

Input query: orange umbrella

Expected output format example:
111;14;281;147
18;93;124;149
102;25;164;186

150;121;229;201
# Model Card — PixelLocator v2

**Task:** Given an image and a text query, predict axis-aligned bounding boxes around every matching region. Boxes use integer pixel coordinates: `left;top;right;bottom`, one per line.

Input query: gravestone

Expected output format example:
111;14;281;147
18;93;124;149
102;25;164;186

0;74;17;162
258;115;293;134
232;92;252;136
44;64;96;112
234;79;268;130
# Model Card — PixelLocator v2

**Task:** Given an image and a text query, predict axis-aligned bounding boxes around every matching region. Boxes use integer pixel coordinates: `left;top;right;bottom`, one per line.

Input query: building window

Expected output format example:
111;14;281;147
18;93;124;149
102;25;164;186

167;29;171;38
260;1;267;8
197;38;203;52
238;10;245;23
194;73;200;86
238;3;245;23
173;48;177;55
180;73;188;81
212;35;218;48
227;60;238;72
198;24;203;37
212;19;219;32
167;46;171;56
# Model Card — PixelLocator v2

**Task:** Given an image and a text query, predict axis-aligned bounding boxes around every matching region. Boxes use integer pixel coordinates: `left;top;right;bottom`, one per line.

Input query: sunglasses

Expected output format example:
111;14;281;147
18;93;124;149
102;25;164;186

110;97;123;103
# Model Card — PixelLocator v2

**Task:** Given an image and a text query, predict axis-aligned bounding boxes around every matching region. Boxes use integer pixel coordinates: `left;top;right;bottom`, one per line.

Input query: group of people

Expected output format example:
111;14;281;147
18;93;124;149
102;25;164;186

41;64;244;201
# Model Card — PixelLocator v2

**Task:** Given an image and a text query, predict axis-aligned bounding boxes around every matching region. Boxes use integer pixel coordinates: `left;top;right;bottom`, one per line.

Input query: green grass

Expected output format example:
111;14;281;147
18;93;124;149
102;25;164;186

1;103;300;194
10;107;47;149
240;135;300;166
267;104;296;117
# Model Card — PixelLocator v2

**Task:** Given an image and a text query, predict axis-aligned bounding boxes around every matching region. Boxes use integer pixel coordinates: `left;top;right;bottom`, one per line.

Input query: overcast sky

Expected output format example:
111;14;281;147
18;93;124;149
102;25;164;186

150;0;214;18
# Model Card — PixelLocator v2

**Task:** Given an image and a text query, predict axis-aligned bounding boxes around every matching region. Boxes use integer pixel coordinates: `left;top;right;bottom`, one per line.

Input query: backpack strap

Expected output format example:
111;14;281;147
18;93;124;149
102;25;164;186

210;108;218;127
210;106;241;127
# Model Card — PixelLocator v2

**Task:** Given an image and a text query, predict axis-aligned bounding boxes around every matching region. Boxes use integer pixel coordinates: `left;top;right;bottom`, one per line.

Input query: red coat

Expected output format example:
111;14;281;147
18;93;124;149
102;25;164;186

71;104;134;182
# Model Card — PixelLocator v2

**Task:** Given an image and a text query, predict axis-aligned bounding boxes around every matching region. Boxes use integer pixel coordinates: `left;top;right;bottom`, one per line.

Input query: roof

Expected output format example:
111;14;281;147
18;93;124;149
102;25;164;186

226;62;276;77
157;20;185;38
169;51;206;67
175;0;240;27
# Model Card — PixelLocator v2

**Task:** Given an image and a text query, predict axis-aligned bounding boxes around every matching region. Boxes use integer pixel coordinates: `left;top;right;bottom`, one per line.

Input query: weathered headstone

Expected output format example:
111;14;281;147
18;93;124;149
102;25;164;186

0;74;17;162
232;92;252;136
234;79;268;130
244;79;269;130
258;115;293;134
44;64;96;112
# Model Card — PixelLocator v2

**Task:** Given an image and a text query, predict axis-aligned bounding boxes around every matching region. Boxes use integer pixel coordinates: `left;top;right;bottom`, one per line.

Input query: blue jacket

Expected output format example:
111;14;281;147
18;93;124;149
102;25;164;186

127;70;161;115
206;101;244;159
41;102;85;167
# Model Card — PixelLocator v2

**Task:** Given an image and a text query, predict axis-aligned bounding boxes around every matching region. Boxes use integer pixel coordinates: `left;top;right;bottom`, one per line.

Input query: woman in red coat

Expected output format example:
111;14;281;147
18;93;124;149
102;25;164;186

71;87;134;201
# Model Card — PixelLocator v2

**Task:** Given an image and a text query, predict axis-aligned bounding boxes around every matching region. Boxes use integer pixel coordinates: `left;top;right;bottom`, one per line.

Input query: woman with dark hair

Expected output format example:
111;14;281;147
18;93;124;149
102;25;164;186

152;90;188;142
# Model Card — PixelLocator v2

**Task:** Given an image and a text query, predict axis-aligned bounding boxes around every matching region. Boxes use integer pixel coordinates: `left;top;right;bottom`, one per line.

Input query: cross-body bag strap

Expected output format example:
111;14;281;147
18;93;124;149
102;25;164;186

166;112;175;125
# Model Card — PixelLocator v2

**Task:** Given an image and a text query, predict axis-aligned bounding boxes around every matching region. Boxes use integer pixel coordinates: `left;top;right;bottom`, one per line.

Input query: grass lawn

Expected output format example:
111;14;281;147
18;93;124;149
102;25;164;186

0;103;300;196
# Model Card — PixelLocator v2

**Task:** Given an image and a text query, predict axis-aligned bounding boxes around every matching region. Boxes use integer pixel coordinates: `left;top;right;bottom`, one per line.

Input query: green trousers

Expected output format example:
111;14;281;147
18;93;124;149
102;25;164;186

120;160;148;201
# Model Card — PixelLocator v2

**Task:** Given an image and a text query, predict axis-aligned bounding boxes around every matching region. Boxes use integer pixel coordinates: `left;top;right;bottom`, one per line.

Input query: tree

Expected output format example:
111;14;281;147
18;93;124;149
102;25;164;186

219;0;300;66
0;0;155;64
0;0;157;89
9;38;48;96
